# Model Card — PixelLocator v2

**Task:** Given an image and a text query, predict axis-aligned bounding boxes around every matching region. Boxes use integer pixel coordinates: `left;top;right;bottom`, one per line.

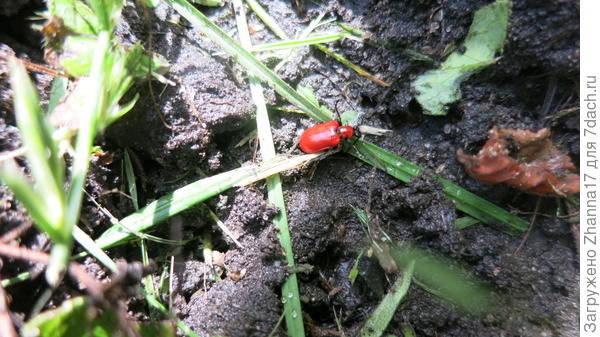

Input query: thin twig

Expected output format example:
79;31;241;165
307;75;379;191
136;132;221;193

0;282;18;337
0;221;32;243
141;2;172;131
0;242;103;298
513;197;542;255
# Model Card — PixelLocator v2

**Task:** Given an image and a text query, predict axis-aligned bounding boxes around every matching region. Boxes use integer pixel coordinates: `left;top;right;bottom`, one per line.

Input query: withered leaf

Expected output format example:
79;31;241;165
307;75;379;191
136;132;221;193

457;127;579;196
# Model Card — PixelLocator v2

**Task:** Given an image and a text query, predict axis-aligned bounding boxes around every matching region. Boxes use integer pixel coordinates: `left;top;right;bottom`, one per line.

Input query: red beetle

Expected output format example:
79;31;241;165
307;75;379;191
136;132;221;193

299;120;355;153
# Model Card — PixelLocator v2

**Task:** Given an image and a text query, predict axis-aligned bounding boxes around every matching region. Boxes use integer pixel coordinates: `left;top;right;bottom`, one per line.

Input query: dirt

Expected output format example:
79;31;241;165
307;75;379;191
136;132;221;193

0;0;579;337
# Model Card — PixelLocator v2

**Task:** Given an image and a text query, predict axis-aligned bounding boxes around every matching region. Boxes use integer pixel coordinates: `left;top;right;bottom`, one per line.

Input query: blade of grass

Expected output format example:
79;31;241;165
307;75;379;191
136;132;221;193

144;293;201;337
92;153;319;250
392;245;494;313
349;140;529;233
348;249;364;284
165;0;330;122
1;271;31;287
312;44;390;87
0;160;63;241
273;11;327;72
203;204;244;249
247;32;347;52
244;0;288;39
45;32;110;286
72;225;118;272
123;149;139;210
7;58;64;230
233;1;304;335
244;0;389;86
360;260;414;337
140;238;157;298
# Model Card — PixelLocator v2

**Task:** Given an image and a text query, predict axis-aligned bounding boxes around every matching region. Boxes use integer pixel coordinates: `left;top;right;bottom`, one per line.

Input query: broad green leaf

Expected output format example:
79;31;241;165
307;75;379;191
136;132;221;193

412;0;511;115
340;110;361;126
59;35;97;77
48;0;98;35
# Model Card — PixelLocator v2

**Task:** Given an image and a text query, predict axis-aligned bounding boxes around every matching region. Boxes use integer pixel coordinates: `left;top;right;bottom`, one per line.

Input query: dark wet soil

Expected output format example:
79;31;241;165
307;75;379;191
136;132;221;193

0;0;579;336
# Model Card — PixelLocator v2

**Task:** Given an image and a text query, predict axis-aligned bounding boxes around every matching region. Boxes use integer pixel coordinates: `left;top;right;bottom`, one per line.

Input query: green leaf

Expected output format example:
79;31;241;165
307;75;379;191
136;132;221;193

21;297;117;337
59;35;98;77
348;249;364;284
48;0;99;35
391;244;494;313
85;0;125;32
47;76;68;114
340;110;361;126
453;216;480;229
412;0;511;115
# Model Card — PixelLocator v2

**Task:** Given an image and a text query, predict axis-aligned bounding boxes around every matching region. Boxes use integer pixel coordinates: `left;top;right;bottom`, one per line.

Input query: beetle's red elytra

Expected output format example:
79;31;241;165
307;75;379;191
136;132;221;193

299;121;354;153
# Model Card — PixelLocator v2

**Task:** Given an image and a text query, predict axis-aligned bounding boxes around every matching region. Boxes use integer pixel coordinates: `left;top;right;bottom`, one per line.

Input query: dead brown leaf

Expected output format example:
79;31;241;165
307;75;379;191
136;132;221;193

457;127;579;196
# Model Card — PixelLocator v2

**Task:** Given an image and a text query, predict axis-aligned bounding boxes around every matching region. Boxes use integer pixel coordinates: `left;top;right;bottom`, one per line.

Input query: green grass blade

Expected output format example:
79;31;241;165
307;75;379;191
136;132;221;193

44;32;110;286
348;249;364;284
248;33;347;52
165;0;331;122
0;160;63;241
349;140;528;232
72;225;118;272
8;58;64;229
360;260;414;337
64;32;108;232
92;154;319;250
243;1;389;86
1;271;31;287
140;239;157;298
233;0;305;335
244;0;288;39
145;293;201;337
233;0;304;337
453;216;480;229
123;149;139;210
